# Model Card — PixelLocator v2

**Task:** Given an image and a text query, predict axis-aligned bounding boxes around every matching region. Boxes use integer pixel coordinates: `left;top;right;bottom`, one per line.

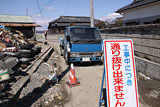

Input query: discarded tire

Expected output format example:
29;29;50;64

32;49;39;57
12;62;21;72
34;47;41;53
20;44;34;50
21;53;33;58
3;52;21;59
13;52;21;59
19;58;32;65
11;52;21;59
19;49;33;58
32;47;41;56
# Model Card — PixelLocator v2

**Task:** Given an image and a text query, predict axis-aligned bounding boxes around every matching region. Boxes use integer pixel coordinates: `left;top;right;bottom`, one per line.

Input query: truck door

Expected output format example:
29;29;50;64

64;28;70;62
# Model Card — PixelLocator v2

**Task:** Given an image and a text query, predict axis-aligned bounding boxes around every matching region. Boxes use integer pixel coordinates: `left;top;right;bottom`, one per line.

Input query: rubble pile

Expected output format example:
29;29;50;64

0;27;42;98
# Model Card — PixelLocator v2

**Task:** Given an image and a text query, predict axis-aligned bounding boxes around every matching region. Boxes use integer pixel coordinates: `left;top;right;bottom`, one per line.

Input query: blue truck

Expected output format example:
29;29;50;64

60;26;103;64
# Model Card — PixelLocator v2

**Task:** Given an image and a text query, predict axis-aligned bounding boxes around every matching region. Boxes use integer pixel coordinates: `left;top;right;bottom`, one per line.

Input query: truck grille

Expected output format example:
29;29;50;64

70;52;102;57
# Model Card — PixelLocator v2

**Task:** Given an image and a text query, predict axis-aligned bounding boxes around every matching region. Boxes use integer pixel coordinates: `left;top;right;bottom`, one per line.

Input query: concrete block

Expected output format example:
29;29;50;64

134;51;147;59
130;34;140;38
149;39;160;48
146;55;154;61
137;46;155;57
139;39;147;46
134;45;140;52
153;48;160;58
135;56;160;80
132;38;140;45
153;57;160;64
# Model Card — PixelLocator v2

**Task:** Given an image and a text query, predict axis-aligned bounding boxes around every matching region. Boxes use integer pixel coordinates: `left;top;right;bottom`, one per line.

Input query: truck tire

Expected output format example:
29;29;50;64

64;53;70;65
98;61;103;65
65;60;70;65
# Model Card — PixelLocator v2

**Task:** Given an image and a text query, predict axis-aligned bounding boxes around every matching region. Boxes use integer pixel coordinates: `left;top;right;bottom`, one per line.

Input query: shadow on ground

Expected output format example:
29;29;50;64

11;66;70;107
11;80;56;107
73;62;103;67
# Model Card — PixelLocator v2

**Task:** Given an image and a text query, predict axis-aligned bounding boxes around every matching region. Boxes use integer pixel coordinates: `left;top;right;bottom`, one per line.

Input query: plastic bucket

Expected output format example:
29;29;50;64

0;69;10;81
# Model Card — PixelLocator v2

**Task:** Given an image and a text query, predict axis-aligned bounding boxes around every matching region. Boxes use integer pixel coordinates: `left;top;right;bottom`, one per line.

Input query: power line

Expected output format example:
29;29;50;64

36;0;46;25
40;0;51;10
41;0;52;11
34;0;56;15
63;0;70;15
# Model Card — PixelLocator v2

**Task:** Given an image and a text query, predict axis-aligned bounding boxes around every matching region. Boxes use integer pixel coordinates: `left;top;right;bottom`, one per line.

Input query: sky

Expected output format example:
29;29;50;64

0;0;133;30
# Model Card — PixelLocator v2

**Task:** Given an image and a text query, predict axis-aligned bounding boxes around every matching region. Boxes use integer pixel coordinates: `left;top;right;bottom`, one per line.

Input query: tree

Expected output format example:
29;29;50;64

115;19;123;26
95;21;106;29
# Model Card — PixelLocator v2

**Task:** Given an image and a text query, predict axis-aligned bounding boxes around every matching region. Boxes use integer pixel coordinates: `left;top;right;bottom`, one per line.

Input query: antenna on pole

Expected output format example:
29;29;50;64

90;0;94;27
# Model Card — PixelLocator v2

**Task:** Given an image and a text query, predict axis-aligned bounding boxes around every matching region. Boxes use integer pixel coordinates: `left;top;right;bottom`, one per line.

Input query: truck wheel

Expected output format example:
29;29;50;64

98;61;103;65
65;60;70;65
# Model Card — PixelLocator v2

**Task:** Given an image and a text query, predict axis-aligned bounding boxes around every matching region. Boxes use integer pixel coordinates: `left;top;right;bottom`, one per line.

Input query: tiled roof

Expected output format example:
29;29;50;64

117;0;159;12
49;16;100;24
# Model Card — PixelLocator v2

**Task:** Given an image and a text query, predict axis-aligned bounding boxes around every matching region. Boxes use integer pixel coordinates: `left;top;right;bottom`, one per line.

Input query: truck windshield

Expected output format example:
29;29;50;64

70;28;101;41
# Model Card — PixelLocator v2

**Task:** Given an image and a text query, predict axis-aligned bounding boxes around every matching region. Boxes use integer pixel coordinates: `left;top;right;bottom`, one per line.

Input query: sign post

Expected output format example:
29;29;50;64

99;39;139;107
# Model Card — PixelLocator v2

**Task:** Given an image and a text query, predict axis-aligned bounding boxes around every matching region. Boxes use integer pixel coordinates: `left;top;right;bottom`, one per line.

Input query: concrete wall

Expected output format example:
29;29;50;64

101;24;160;64
135;56;160;80
100;24;160;80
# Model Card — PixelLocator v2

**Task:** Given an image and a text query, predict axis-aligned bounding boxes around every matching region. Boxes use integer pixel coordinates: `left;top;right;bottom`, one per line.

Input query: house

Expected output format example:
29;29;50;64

116;0;160;26
48;16;101;33
0;15;40;38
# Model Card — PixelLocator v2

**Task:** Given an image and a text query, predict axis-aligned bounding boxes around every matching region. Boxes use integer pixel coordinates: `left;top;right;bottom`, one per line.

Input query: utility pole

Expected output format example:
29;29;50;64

90;0;94;27
26;8;28;16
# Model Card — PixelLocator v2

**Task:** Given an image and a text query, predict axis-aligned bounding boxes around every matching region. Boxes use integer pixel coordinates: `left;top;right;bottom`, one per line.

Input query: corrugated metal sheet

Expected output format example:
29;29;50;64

0;15;35;23
0;23;41;27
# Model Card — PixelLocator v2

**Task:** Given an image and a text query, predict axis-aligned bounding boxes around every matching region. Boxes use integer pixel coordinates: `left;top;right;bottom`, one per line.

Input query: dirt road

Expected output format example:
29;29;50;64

64;64;103;107
47;33;159;107
47;33;104;107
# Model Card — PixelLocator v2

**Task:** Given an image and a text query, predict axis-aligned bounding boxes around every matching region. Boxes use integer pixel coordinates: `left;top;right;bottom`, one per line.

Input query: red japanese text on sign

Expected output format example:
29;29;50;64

111;43;125;107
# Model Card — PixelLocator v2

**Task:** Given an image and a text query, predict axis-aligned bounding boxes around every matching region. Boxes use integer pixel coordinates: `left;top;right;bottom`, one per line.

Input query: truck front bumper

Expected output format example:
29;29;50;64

69;56;102;62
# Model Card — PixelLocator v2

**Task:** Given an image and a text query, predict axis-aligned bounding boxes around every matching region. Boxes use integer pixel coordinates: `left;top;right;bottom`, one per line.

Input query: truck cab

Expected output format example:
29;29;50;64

61;26;103;64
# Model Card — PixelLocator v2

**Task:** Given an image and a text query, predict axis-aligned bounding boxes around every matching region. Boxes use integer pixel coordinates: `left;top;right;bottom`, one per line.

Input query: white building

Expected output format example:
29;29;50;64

116;0;160;26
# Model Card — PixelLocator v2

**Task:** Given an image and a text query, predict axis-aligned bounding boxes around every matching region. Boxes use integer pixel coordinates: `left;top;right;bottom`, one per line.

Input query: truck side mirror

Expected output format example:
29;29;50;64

66;35;70;41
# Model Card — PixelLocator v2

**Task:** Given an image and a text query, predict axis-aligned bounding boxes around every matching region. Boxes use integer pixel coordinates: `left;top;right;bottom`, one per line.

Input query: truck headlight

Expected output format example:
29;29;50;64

95;52;102;56
94;52;102;56
70;53;78;57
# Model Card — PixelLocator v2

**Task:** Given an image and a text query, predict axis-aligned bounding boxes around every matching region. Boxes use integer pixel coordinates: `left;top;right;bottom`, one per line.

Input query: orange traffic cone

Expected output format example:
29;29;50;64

66;63;80;87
